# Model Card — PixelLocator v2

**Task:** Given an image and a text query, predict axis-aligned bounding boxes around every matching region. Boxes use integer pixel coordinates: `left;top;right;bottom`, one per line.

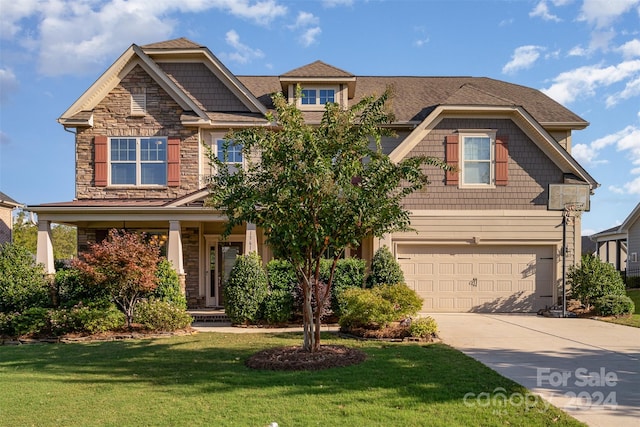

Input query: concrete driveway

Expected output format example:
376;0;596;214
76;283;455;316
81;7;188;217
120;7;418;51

428;313;640;427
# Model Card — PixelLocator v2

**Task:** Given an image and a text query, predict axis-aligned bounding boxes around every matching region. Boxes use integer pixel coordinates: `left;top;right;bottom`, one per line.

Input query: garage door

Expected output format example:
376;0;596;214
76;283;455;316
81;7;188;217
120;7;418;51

397;245;555;313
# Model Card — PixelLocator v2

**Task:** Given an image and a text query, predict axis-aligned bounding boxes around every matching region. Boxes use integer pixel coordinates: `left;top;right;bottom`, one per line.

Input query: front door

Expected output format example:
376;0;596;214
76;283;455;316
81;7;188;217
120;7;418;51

206;241;243;307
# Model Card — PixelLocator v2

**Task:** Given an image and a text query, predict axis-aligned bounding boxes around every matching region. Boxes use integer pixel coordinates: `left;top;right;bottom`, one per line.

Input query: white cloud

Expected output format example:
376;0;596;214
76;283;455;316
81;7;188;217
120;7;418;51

542;60;640;104
221;30;265;64
578;0;640;29
568;45;588;56
606;75;640;106
617;39;640;58
322;0;354;7
502;45;544;74
289;11;321;47
0;67;19;105
529;1;562;22
572;143;605;165
609;176;640;194
2;0;287;76
300;27;322;47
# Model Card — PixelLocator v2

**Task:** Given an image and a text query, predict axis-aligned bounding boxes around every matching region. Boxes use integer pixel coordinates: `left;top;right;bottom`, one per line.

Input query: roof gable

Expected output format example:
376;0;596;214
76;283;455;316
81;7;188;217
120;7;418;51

141;37;203;49
620;202;640;233
281;60;354;78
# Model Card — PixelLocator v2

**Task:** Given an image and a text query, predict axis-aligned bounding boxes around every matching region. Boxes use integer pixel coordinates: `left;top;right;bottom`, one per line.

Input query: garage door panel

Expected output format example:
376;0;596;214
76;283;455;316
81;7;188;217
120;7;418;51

398;244;555;313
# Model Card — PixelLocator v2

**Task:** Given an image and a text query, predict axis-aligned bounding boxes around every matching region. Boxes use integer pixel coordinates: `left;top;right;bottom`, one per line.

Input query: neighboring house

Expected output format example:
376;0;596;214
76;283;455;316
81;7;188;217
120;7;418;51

0;191;22;245
591;202;640;277
29;38;598;313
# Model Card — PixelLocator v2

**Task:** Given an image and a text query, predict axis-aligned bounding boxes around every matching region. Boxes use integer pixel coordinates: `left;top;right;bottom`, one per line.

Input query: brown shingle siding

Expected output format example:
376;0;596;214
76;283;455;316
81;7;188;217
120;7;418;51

402;118;564;210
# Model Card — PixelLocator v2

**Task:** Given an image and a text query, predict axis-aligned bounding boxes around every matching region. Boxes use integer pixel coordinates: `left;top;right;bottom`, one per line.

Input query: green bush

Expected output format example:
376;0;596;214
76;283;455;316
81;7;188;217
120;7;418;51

63;303;126;334
338;287;396;329
55;267;110;308
0;312;15;336
375;283;423;318
329;258;366;315
223;252;268;324
0;242;50;312
568;254;625;307
366;246;405;287
338;283;423;330
134;299;192;331
150;259;187;309
263;259;296;324
409;317;438;338
12;307;51;336
593;295;635;316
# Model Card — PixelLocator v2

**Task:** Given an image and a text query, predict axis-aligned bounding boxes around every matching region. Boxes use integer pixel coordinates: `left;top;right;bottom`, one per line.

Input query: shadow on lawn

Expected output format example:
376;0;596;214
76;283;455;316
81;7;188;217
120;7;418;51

0;332;531;404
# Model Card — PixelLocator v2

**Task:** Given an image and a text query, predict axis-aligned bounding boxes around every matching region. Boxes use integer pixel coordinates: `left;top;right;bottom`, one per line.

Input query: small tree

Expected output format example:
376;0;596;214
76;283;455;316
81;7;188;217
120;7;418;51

207;88;448;352
367;245;405;287
72;229;161;327
223;252;268;324
567;254;625;308
0;242;50;311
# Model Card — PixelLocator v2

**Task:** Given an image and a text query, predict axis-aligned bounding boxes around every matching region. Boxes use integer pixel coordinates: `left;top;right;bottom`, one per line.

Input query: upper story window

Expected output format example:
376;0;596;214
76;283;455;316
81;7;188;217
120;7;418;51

462;135;493;186
130;87;146;116
299;86;337;109
445;131;508;188
216;138;243;174
110;137;167;185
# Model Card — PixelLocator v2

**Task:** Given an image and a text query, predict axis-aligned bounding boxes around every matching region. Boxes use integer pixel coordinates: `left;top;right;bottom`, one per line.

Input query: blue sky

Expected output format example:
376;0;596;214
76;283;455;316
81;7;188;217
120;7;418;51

0;0;639;236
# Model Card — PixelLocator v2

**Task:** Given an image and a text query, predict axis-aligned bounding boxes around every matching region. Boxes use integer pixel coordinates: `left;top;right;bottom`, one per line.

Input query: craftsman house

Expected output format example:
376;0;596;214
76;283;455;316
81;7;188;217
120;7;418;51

30;38;598;312
0;191;22;245
591;202;640;278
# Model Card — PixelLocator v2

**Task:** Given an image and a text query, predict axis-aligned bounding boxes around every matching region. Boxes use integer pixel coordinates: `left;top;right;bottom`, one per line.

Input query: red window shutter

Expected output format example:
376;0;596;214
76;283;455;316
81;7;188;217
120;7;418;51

94;135;108;187
167;137;181;187
495;135;509;186
445;134;459;185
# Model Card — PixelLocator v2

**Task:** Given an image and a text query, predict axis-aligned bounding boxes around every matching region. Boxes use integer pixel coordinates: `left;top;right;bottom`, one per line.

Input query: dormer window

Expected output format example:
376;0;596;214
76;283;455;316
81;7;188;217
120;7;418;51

298;86;337;109
131;87;146;116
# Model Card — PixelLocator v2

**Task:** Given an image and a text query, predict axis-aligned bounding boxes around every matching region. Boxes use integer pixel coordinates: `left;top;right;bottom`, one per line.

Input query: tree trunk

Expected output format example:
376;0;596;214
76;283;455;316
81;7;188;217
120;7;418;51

302;280;315;352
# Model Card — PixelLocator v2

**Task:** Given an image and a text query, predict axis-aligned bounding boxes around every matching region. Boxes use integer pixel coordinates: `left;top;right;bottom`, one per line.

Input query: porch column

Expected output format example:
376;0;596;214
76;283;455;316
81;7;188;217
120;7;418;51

245;222;258;254
167;220;185;275
36;219;55;274
373;233;392;253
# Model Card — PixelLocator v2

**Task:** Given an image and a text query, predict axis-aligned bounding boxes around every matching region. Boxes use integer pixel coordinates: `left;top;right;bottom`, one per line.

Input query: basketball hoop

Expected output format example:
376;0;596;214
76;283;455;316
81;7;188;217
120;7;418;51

563;202;585;225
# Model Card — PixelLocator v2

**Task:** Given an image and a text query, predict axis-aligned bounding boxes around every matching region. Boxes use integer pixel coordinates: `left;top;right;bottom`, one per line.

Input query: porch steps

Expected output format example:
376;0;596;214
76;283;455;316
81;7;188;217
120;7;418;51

188;310;230;324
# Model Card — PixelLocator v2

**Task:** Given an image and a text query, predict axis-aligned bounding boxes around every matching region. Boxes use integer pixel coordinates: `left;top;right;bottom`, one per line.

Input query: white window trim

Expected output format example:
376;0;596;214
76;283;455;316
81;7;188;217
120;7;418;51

458;130;497;189
297;85;339;110
206;133;244;175
108;136;167;187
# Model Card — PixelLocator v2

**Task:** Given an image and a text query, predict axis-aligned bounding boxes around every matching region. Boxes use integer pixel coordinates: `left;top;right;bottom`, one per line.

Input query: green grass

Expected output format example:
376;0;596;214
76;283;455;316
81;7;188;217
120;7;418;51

0;332;584;427
601;289;640;328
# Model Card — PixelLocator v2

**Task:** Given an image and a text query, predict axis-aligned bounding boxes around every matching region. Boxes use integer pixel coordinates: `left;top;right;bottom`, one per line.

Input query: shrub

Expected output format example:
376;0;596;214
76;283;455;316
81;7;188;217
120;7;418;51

338;283;423;330
366;246;405;287
567;254;625;307
223;252;268;324
409;317;438;338
55;267;110;308
329;258;366;315
263;259;296;324
593;295;635;316
73;229;162;328
0;242;50;312
12;307;51;336
375;283;423;318
338;287;396;329
64;303;126;334
151;259;187;309
0;312;15;336
134;299;192;331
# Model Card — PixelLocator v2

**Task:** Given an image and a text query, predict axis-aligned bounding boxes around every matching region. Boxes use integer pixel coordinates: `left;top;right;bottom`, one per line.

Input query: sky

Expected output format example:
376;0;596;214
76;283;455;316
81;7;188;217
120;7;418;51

0;0;639;236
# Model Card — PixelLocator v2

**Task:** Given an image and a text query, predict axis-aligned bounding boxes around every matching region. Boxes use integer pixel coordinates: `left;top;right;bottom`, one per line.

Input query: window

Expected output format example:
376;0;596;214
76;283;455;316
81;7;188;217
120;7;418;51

299;87;336;108
462;135;493;185
216;139;243;174
110;137;167;185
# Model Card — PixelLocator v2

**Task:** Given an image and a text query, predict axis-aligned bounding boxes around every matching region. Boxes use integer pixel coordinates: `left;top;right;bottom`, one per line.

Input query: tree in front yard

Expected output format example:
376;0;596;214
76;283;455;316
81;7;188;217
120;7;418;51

206;88;449;352
72;229;162;327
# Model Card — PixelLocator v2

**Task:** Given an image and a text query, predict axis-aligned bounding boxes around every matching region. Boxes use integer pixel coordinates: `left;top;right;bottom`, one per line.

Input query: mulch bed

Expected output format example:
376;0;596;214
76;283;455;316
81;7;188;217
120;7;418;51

245;345;367;371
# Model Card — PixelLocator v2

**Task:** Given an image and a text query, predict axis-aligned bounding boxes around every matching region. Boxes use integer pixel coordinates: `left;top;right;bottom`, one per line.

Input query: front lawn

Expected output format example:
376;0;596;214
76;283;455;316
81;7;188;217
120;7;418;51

0;332;583;426
601;289;640;328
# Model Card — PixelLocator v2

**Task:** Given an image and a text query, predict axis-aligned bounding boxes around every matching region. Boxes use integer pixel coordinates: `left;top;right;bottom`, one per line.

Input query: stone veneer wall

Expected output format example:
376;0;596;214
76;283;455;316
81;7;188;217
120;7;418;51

75;65;200;200
182;226;204;308
402;118;565;210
